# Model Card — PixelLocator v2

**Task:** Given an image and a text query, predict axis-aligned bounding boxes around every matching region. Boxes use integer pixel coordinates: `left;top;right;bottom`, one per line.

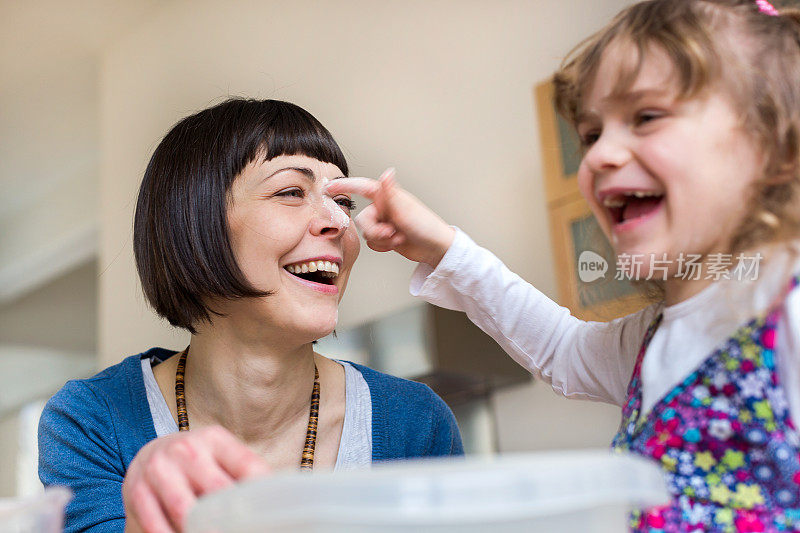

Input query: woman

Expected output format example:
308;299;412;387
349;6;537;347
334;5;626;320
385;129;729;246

38;99;463;533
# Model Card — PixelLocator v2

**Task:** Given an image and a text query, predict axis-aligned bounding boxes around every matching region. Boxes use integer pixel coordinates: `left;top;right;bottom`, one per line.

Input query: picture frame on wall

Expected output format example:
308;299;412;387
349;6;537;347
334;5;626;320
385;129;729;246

534;80;582;206
535;79;648;320
548;195;647;321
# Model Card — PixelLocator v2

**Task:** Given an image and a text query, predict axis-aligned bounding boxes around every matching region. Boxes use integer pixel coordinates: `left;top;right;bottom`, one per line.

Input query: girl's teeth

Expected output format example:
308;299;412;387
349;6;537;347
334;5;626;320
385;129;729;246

308;262;318;273
301;263;309;274
602;191;662;207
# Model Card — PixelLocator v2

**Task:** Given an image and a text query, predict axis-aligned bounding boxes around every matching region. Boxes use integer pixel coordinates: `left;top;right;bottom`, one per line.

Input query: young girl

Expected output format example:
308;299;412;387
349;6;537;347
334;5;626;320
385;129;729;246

328;0;800;530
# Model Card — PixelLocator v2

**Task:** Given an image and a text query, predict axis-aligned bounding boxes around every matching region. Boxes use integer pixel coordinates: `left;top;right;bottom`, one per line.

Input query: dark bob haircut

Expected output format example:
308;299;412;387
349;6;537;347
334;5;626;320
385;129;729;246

133;98;348;333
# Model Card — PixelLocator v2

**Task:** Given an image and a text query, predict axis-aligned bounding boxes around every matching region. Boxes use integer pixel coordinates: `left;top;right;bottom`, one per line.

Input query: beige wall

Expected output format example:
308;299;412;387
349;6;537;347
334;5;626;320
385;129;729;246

0;261;97;354
0;60;99;302
99;0;631;451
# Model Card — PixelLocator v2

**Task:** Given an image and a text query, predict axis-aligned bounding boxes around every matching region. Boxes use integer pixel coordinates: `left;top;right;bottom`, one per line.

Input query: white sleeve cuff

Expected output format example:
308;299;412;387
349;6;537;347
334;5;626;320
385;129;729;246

409;227;473;297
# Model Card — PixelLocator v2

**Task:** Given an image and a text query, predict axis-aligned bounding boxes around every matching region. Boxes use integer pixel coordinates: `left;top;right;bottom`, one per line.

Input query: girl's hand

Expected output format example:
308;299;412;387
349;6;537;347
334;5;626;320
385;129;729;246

325;169;455;267
122;426;269;533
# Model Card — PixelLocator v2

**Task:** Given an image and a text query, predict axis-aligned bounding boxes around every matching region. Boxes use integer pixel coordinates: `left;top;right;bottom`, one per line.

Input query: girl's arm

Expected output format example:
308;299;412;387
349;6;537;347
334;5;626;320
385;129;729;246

327;173;658;405
412;228;658;405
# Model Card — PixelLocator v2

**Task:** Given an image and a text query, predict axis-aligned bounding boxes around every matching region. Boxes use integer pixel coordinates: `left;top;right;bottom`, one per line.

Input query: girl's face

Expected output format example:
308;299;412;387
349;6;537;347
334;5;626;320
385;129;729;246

576;44;763;280
223;154;360;342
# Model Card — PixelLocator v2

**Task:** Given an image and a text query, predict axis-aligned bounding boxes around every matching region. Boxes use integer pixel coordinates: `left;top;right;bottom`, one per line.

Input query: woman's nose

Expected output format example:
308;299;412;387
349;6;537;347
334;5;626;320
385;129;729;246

309;196;349;238
582;128;632;174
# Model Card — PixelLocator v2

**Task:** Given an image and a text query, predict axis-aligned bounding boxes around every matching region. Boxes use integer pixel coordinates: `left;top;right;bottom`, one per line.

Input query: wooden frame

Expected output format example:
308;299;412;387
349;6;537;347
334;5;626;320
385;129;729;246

534;81;581;207
548;196;646;321
536;79;647;321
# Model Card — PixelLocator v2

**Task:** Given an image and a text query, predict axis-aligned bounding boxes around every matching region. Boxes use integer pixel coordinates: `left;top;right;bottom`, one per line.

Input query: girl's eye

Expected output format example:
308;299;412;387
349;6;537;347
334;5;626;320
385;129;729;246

634;110;662;126
275;187;305;199
334;196;356;212
579;130;600;148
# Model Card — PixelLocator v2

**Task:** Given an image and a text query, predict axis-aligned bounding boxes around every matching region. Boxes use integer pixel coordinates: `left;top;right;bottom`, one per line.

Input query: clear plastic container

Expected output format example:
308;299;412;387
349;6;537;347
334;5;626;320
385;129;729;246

0;487;72;533
186;450;669;532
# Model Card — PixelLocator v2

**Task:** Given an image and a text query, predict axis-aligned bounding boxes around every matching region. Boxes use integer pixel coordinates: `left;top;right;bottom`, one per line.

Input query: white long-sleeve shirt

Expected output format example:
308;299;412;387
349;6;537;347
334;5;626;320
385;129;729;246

410;229;800;428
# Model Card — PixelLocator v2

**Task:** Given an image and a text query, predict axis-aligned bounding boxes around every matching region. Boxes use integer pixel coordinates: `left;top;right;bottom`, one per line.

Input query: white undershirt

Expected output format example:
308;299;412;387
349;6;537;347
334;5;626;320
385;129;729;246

140;356;372;470
411;229;800;426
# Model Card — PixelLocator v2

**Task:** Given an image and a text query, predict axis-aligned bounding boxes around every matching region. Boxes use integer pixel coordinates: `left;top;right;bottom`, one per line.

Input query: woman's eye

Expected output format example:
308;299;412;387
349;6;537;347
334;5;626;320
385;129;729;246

275;187;305;199
334;196;356;212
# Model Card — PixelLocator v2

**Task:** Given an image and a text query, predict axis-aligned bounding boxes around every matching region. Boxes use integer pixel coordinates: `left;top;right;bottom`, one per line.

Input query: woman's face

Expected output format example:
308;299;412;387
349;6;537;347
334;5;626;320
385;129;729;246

225;154;360;341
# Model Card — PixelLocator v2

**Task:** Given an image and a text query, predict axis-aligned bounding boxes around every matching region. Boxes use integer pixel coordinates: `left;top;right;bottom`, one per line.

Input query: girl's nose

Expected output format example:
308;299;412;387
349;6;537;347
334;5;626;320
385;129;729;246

582;128;632;174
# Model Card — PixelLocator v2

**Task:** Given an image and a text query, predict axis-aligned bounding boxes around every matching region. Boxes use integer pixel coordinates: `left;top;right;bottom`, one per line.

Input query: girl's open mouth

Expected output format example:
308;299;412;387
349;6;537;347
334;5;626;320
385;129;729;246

602;191;664;229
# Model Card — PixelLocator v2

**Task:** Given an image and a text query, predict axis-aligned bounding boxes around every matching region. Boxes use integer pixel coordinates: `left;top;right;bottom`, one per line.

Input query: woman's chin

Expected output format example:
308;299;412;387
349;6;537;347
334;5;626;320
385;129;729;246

296;314;338;343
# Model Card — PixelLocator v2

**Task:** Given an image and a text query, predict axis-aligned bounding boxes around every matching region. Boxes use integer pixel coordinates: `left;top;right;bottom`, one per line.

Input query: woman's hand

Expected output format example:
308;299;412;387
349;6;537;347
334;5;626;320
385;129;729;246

325;169;455;267
123;426;269;533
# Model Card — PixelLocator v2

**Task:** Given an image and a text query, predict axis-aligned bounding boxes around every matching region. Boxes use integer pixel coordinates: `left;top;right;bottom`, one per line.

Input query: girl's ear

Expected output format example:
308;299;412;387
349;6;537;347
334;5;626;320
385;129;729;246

761;172;793;186
764;164;797;186
760;145;798;185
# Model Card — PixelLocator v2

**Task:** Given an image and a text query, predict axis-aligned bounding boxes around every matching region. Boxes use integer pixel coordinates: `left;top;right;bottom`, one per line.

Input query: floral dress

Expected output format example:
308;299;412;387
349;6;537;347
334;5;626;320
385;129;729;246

612;279;800;532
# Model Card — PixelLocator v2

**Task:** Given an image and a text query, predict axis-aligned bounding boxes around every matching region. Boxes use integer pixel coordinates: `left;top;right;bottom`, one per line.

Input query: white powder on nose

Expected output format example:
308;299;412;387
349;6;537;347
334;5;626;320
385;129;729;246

311;179;351;229
324;195;351;229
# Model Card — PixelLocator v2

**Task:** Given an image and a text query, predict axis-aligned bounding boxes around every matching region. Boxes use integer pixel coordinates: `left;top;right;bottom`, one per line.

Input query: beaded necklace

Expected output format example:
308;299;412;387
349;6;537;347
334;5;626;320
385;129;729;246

174;348;320;470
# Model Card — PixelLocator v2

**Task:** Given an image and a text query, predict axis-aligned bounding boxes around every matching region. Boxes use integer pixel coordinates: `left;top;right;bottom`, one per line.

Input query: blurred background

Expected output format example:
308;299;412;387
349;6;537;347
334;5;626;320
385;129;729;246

0;0;633;497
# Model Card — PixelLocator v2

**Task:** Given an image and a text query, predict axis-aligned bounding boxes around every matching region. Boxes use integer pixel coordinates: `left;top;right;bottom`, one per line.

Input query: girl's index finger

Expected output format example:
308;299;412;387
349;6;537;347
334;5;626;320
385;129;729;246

324;177;380;199
374;168;396;222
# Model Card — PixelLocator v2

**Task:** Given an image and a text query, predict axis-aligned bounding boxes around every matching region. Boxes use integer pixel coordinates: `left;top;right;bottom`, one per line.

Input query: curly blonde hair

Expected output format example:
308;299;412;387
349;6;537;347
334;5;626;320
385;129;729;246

554;0;800;254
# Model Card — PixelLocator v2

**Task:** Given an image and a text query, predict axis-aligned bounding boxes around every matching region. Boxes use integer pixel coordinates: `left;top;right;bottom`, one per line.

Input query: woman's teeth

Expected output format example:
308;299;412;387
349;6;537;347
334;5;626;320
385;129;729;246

285;261;339;276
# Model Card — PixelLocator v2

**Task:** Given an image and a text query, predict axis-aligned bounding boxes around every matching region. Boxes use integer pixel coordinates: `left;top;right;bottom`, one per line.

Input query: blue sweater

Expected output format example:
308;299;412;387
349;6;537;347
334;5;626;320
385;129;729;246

38;348;463;532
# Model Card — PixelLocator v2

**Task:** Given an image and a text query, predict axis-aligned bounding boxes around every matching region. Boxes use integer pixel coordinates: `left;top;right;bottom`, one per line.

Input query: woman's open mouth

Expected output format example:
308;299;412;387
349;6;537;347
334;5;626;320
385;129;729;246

602;191;664;230
283;260;340;293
